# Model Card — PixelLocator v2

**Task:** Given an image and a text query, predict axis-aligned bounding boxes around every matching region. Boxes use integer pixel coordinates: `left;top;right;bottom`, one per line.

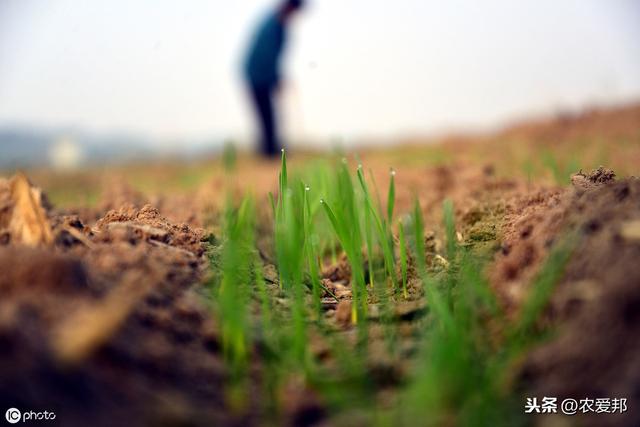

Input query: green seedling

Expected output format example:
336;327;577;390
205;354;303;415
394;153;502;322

443;198;457;262
387;168;396;224
320;159;368;328
398;219;408;299
400;200;575;426
222;140;237;172
273;150;310;365
356;166;398;291
205;153;578;426
213;195;257;410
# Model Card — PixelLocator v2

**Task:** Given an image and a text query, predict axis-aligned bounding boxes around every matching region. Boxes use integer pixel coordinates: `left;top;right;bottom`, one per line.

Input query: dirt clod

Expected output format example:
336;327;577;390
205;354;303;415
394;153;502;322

0;175;228;427
491;168;640;427
335;300;352;325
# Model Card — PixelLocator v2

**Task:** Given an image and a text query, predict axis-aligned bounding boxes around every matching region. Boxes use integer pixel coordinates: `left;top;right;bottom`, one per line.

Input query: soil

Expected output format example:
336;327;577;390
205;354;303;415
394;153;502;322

0;177;234;427
1;103;639;426
501;171;640;427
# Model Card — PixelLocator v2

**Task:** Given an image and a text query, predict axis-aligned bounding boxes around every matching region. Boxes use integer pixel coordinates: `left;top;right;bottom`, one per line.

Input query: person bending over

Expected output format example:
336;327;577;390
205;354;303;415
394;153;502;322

243;0;305;157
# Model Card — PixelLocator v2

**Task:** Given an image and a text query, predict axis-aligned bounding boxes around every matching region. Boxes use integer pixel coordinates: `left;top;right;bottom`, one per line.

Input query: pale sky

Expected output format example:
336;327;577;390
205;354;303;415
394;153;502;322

1;0;639;146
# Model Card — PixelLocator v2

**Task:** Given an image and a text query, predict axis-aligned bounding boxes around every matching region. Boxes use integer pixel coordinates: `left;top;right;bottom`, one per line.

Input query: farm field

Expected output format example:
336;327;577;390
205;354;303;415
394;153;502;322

1;103;640;427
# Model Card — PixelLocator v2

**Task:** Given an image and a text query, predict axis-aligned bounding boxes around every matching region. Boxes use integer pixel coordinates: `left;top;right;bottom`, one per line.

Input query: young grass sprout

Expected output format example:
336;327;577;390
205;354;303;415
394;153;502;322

207;153;575;426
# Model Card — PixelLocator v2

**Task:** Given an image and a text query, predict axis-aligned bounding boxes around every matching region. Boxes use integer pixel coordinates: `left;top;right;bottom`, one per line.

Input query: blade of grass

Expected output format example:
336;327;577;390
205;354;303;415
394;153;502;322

411;198;454;330
398;220;408;299
443;198;457;262
387;169;396;224
357;166;398;291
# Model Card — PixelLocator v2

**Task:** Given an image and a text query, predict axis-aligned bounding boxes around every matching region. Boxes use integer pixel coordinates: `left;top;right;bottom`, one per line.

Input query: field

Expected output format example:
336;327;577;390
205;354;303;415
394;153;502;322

1;103;640;427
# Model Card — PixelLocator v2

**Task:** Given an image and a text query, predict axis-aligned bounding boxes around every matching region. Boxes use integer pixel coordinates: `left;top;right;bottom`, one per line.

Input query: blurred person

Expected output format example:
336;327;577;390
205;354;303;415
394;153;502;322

243;0;305;157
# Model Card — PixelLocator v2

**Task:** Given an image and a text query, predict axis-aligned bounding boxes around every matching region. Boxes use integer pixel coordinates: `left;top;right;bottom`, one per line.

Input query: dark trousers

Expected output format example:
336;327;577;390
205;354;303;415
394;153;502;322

248;82;280;157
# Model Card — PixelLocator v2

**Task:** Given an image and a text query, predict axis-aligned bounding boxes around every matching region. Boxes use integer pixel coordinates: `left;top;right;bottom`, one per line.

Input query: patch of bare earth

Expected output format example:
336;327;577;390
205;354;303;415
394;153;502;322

491;167;640;427
0;175;239;427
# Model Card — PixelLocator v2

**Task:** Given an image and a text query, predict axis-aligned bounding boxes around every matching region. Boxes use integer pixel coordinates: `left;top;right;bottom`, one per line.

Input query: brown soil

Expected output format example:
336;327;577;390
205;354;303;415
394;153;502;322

0;178;235;427
1;103;639;426
490;168;640;427
3;161;640;426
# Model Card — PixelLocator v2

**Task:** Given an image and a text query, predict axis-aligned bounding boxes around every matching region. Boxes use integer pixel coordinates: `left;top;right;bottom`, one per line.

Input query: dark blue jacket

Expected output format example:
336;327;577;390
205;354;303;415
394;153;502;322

243;12;286;88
